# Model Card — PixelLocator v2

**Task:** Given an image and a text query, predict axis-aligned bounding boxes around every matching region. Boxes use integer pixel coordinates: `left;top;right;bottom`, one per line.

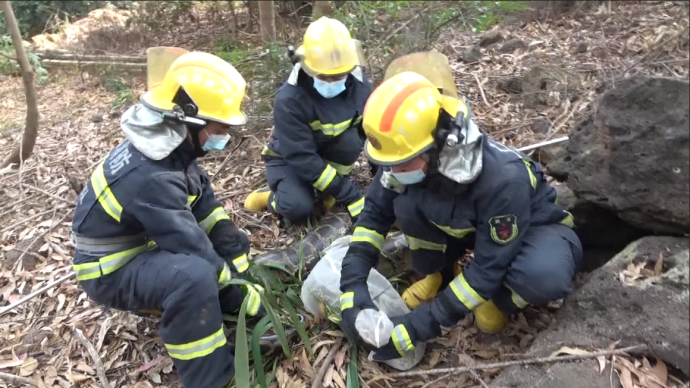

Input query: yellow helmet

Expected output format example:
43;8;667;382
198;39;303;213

141;47;247;126
362;72;443;166
296;17;365;76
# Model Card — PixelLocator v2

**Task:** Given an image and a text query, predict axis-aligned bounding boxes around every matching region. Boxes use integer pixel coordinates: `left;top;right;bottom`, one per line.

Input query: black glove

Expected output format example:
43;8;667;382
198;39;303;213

339;282;377;346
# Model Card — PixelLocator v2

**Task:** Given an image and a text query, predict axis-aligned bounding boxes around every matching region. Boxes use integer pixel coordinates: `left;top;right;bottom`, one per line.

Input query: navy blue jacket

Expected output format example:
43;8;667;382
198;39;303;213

264;68;373;208
341;138;574;322
71;138;248;282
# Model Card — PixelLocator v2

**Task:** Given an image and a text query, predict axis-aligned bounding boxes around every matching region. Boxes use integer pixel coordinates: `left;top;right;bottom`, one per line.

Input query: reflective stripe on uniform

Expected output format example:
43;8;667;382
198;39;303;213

404;235;446;252
347;197;365;217
326;160;355;175
186;195;198;207
72;232;149;255
165;327;227;361
246;285;262;316
560;211;575;228
391;324;415;355
314;165;337;191
430;221;476;239
309;116;360;136
91;163;123;222
73;240;157;281
449;273;486;311
506;284;529;309
218;262;233;289
351;227;384;250
521;159;537;190
199;206;230;234
232;253;249;273
261;145;281;157
339;292;354;311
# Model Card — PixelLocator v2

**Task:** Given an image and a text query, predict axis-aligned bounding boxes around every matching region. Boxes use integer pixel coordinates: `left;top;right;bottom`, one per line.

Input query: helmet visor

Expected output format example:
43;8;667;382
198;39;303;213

146;46;189;91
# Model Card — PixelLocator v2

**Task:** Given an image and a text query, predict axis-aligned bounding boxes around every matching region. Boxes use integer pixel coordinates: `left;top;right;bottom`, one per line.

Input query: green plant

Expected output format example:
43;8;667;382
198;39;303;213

102;72;136;109
0;35;48;83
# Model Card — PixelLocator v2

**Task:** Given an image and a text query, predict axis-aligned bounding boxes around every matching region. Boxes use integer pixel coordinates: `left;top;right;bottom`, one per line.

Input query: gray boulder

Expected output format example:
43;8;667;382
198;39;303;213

493;236;690;387
551;76;690;236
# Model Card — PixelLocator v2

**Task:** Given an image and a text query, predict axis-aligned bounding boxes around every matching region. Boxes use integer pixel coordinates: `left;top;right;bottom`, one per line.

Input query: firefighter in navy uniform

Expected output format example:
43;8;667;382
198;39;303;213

337;52;583;360
244;17;373;224
71;48;263;388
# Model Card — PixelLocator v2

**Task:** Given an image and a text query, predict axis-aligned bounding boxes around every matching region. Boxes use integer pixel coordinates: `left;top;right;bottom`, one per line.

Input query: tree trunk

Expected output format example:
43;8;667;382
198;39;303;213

258;1;276;42
228;1;239;36
0;1;39;169
313;1;334;19
245;1;256;33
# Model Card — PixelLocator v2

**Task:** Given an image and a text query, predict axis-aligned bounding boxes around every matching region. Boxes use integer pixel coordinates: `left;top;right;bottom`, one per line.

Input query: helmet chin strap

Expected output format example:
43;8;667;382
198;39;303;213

186;123;208;158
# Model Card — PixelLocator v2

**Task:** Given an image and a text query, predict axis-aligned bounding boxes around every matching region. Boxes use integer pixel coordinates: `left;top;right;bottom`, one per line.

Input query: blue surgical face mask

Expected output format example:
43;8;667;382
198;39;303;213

392;169;426;185
313;77;347;99
202;130;231;151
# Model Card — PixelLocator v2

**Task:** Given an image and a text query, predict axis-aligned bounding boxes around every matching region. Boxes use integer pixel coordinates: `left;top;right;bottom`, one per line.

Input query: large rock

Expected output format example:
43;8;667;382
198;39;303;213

522;65;582;108
551;76;690;236
493;236;690;387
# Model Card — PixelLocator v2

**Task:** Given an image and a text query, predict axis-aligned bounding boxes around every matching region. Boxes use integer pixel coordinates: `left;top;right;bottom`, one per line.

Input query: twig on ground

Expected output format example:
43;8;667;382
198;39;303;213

619;32;682;77
0;372;39;387
24;183;75;205
44;235;72;261
473;73;490;108
1;208;55;233
391;345;648;378
0;272;75;317
13;207;58;268
311;336;344;388
211;136;248;182
73;327;110;388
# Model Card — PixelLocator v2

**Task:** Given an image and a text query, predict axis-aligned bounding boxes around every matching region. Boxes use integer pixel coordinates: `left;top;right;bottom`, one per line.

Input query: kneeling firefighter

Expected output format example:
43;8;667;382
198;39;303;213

71;47;264;388
338;52;583;360
244;17;374;225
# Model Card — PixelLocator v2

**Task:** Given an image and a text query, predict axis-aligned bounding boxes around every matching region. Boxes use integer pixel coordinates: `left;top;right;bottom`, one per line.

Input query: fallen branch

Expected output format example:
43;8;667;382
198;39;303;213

211;136;248;183
24;183;76;206
41;59;146;70
0;272;75;317
472;73;490;108
36;52;145;63
311;336;344;388
0;372;39;387
73;328;110;388
391;345;648;378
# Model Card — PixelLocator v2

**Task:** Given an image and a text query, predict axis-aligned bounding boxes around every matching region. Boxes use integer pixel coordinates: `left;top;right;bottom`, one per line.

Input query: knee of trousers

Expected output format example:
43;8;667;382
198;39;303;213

163;255;220;304
508;260;576;305
274;194;314;223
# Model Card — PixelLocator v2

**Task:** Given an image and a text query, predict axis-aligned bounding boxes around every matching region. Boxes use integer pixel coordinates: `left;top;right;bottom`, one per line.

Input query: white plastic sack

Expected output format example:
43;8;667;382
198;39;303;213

301;235;426;370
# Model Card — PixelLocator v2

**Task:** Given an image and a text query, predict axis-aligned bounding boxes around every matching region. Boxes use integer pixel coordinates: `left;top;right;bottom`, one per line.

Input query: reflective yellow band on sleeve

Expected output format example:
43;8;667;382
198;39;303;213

431;221;476;239
339;292;354;311
218;263;233;289
391;324;415;355
351;227;384;250
309;117;355;136
91;163;123;222
404;235;446;252
245;285;262;317
232;253;249;273
347;197;365;217
506;284;529;309
314;165;337;191
560;211;575;228
199;207;230;234
326;160;355;175
165;327;227;360
522;159;537;190
449;273;487;311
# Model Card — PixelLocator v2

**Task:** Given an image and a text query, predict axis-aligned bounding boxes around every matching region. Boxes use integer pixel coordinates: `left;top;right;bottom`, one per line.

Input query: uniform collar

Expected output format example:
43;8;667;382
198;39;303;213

287;63;364;86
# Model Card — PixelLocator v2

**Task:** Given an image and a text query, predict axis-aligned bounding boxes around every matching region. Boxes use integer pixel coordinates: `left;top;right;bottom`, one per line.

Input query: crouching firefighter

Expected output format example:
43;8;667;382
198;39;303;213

244;17;374;225
338;52;583;360
71;47;264;388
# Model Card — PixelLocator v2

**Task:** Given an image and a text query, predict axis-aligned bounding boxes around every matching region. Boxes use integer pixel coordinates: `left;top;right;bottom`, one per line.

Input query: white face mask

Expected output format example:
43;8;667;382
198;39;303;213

391;169;426;185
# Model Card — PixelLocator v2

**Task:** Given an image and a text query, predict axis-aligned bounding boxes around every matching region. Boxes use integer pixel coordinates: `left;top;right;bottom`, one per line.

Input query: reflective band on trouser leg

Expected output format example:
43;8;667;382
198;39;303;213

347;197;365;217
405;235;446;252
199;207;231;234
218;263;232;289
449;273;487;311
165;327;227;361
339;292;354;311
91;163;123;222
506;284;529;309
73;241;157;281
314;165;337;191
327;160;355;176
232;253;249;273
560;211;575;228
351;227;384;250
246;286;261;316
391;324;415;355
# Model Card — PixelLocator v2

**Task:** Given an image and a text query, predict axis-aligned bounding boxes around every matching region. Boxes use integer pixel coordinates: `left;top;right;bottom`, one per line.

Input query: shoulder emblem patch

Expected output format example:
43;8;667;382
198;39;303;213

489;215;518;245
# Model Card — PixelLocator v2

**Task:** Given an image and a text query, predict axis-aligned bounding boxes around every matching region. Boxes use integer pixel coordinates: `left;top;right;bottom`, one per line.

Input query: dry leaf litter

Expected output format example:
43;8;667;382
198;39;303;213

1;1;688;387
